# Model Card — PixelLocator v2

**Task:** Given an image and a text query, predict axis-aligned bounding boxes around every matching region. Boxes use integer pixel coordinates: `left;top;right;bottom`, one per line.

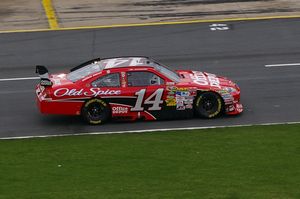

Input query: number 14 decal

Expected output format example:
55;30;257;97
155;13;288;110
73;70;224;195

131;88;164;111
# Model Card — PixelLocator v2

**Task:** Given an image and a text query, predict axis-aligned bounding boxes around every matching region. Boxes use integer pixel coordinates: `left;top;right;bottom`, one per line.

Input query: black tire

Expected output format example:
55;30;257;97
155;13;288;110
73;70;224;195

81;98;110;124
195;92;223;118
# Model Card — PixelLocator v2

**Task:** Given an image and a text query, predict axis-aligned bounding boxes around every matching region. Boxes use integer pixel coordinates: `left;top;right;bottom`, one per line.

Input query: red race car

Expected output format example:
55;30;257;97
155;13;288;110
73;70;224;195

35;56;243;124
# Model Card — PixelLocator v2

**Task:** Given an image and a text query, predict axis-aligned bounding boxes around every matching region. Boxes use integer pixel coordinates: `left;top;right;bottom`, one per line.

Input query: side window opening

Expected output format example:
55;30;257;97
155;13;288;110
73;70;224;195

127;71;165;87
92;73;120;87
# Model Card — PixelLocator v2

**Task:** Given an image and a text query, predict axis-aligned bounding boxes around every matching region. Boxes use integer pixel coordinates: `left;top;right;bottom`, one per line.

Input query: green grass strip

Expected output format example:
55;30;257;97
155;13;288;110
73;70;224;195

1;124;300;199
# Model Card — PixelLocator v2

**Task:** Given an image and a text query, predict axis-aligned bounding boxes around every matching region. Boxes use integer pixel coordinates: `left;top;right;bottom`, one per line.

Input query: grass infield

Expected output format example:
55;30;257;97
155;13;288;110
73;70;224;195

0;124;300;199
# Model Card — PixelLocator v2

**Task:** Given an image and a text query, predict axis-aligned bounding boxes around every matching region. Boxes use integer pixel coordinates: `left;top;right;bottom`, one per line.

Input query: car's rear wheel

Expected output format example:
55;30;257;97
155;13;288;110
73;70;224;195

195;92;223;118
82;98;110;124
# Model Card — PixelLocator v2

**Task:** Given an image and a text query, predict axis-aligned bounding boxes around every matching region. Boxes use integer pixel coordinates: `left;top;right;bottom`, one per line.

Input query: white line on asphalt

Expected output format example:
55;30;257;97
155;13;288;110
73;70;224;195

265;63;300;67
0;77;39;81
0;121;299;140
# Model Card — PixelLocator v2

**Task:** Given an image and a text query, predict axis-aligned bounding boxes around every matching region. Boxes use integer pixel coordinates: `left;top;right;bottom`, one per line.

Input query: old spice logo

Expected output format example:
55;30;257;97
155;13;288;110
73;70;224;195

191;71;220;88
190;71;208;86
54;88;121;97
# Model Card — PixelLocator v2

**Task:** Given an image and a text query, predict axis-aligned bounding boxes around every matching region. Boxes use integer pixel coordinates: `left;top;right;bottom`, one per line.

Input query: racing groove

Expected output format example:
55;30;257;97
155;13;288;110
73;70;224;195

0;18;300;138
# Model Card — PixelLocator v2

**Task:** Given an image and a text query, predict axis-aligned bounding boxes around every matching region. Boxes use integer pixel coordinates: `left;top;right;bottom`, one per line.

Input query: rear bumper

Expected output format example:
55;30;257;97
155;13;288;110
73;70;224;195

36;90;83;115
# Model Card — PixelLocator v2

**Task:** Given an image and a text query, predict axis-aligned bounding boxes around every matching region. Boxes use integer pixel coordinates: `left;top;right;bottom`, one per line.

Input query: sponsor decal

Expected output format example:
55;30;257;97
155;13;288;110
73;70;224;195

176;96;185;100
121;72;126;78
185;104;193;109
54;88;121;97
236;104;243;113
218;90;229;94
218;90;234;104
121;72;126;87
176;99;185;110
40;79;52;86
166;86;177;92
112;106;128;114
176;87;188;91
166;97;176;106
176;88;195;110
191;71;220;88
131;88;164;111
176;91;190;96
226;104;235;112
165;87;196;109
166;82;175;85
103;57;145;68
185;99;194;104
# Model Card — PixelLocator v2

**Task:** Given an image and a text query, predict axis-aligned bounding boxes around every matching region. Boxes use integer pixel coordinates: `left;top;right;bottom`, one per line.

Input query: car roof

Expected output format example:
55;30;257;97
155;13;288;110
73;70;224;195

70;56;156;72
101;56;155;69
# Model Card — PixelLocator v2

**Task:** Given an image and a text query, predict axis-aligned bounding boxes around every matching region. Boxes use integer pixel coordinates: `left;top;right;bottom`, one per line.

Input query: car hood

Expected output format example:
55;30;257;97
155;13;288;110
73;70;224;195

176;70;238;90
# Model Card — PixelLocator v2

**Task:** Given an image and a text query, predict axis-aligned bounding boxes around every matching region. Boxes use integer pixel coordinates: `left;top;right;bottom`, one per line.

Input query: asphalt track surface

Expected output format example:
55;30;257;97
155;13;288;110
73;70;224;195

1;18;300;138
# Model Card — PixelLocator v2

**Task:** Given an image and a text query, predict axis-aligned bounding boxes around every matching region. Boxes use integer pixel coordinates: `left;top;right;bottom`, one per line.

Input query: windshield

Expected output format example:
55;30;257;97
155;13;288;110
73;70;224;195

67;62;104;82
151;61;180;82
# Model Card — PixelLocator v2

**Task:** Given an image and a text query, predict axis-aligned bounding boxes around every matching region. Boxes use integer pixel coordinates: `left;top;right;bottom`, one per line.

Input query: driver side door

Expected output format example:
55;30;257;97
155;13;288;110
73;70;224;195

126;71;168;120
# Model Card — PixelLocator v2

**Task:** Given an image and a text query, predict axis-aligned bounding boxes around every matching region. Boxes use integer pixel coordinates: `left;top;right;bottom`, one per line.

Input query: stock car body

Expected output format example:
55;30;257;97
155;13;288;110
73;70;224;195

35;57;243;124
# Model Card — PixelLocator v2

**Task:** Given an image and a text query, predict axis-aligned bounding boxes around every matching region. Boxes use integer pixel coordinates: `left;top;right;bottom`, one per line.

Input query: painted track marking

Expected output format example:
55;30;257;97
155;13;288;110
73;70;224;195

1;15;300;34
0;122;299;140
0;77;39;81
265;63;300;67
42;0;59;29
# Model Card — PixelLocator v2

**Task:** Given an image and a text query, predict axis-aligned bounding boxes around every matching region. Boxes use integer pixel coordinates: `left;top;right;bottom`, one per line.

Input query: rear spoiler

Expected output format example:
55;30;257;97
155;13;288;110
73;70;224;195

36;65;52;86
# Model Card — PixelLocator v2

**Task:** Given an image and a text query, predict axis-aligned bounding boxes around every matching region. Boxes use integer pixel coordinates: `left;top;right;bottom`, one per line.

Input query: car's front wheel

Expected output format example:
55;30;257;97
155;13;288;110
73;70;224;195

82;98;110;124
195;92;223;118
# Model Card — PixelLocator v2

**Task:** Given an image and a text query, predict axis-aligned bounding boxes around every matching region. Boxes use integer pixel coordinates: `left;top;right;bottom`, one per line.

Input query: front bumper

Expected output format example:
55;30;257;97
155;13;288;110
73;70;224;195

218;89;243;115
225;102;243;115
